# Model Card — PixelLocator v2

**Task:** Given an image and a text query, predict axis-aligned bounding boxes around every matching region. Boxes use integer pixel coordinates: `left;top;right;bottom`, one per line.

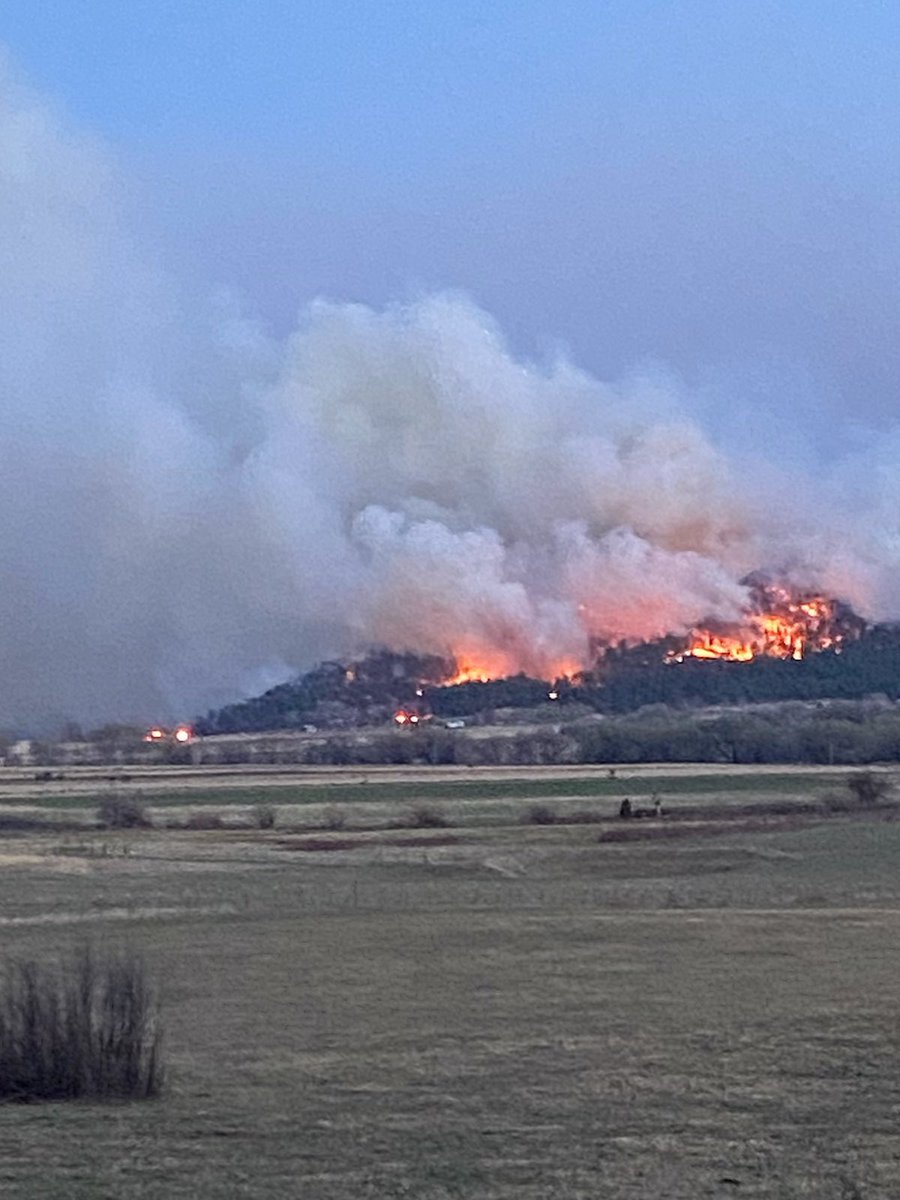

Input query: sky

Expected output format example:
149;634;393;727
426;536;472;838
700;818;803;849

3;2;900;730
4;1;900;459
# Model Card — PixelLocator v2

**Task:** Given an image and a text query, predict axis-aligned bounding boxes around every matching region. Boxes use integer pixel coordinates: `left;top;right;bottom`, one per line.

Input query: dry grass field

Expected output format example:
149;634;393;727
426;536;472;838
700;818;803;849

0;763;898;1198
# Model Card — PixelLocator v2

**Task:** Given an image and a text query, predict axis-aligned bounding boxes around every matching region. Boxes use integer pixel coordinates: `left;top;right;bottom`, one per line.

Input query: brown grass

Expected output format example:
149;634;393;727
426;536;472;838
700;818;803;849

275;833;462;852
0;764;898;1196
598;815;813;842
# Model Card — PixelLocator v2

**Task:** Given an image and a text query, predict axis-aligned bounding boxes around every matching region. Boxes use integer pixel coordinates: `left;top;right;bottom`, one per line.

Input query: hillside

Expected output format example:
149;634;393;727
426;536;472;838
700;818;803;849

196;622;900;736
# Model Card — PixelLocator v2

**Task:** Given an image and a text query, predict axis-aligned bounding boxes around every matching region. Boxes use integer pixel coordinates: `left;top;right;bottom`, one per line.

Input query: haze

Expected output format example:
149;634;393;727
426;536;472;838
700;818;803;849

2;1;900;731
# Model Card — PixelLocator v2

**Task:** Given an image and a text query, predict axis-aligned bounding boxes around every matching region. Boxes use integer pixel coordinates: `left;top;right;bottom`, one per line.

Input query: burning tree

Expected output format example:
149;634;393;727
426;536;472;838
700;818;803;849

664;577;866;665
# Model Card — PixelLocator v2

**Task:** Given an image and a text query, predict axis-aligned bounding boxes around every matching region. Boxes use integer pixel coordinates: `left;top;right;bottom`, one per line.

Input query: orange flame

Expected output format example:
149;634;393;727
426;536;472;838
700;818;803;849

440;656;582;687
394;709;422;725
443;662;494;686
429;583;861;684
143;724;194;744
668;585;855;663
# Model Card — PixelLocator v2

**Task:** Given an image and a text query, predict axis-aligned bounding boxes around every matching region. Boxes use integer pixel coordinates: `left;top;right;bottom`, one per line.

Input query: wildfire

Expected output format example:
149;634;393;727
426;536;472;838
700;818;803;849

389;580;863;694
441;656;582;688
667;582;861;664
443;662;494;686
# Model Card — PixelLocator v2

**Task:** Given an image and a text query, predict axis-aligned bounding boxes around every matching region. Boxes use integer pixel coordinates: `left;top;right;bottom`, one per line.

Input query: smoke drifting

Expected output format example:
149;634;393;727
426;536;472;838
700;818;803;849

1;60;897;731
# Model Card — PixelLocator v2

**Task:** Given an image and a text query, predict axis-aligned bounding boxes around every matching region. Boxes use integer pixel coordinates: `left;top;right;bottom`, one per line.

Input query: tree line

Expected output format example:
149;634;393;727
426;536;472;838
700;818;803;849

195;623;900;740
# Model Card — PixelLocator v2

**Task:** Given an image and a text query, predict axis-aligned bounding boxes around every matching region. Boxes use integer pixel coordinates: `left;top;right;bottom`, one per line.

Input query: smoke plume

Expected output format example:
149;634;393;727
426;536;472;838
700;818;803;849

1;59;897;731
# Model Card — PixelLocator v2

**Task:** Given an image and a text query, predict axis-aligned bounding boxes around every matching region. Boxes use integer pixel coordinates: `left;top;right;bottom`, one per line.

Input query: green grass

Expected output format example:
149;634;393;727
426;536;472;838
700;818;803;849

2;770;854;812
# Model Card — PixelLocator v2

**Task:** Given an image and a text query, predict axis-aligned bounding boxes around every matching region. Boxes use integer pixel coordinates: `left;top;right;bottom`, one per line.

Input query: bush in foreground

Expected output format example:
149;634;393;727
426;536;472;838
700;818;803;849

846;770;892;806
252;803;277;830
96;795;152;830
523;803;557;825
0;946;163;1102
183;810;225;830
405;805;451;829
320;806;347;831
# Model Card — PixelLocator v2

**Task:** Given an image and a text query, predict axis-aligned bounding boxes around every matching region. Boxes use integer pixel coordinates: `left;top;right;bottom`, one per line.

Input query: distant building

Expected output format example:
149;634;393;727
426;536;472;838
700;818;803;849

8;739;34;766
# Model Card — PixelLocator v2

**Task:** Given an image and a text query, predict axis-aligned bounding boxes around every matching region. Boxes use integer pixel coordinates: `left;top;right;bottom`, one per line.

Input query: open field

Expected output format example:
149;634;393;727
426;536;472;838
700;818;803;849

0;760;872;793
0;764;898;1197
0;761;884;825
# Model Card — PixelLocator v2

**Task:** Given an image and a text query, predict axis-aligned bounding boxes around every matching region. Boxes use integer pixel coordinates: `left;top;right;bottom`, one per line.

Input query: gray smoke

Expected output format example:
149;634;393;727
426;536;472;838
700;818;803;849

1;61;897;731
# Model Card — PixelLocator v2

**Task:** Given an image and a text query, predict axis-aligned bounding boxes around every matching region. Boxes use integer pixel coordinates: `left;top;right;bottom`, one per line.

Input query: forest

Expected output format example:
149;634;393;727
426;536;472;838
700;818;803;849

196;622;900;740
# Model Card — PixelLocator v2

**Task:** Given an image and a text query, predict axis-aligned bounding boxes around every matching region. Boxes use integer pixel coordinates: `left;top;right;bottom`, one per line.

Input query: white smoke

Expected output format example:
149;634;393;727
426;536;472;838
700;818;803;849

1;58;897;731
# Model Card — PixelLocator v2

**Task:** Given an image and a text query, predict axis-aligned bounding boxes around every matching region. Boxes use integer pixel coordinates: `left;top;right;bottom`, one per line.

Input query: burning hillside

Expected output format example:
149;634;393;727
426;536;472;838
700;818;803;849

198;608;896;738
663;578;866;665
421;578;867;686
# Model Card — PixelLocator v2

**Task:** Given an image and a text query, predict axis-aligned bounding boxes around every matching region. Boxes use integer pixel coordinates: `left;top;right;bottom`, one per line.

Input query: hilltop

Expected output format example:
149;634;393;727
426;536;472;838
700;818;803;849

196;622;900;737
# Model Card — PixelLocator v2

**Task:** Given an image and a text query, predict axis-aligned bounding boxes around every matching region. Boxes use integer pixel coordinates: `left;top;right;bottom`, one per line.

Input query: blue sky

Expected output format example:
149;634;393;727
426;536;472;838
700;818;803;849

4;1;900;453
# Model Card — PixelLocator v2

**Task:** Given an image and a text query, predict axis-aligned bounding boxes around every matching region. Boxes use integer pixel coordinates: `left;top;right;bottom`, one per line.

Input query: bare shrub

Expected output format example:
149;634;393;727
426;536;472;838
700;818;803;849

819;790;854;814
405;805;451;829
0;946;163;1102
96;795;152;830
252;803;277;830
523;803;557;825
184;811;225;830
321;806;347;831
847;770;892;806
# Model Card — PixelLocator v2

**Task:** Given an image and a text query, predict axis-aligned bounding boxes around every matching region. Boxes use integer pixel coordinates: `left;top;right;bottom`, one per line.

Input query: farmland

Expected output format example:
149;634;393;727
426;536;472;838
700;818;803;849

0;763;898;1198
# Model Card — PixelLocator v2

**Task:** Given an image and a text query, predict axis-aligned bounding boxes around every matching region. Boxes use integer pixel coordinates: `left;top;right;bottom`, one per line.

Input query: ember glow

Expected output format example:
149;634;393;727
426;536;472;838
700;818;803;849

441;655;582;688
666;581;864;664
143;724;194;744
394;709;423;725
426;580;865;685
442;662;495;686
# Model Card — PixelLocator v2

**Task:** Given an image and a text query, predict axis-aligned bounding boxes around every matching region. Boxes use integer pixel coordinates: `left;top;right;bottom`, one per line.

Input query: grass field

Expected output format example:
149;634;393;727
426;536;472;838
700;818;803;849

0;764;897;1198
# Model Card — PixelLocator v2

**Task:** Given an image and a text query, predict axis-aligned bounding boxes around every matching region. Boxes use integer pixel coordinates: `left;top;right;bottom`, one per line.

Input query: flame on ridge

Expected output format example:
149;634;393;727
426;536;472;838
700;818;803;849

435;581;864;685
441;656;583;687
666;582;860;664
443;661;495;686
